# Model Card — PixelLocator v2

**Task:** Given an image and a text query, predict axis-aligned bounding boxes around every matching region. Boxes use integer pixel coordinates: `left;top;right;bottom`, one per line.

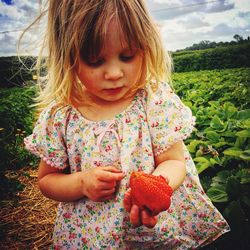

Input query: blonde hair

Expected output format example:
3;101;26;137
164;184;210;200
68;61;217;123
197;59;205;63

22;0;172;112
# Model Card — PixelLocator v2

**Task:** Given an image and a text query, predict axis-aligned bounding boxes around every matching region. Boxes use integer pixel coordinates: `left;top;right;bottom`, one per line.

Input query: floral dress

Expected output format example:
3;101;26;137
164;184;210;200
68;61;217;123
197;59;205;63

24;82;230;249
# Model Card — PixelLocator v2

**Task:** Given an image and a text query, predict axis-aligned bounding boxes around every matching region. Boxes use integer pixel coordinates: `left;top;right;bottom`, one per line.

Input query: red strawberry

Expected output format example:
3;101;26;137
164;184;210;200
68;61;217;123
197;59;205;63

130;171;173;215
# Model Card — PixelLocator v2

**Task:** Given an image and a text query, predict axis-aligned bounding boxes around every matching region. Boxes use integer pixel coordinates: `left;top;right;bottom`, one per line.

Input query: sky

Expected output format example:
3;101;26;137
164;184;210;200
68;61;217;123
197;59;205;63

0;0;249;56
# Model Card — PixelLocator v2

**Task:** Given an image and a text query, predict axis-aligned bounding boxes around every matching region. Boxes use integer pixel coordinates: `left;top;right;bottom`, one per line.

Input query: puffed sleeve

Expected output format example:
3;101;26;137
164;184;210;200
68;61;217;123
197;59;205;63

24;103;69;169
146;82;195;156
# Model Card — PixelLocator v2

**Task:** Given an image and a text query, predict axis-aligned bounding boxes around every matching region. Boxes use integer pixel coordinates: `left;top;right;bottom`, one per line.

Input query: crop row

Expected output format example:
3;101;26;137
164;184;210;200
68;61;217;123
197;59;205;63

173;67;250;248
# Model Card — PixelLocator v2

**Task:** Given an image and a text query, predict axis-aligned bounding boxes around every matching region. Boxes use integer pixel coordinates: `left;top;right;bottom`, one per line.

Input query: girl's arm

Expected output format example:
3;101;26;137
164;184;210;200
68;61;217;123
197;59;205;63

125;141;186;228
152;140;186;191
38;160;125;202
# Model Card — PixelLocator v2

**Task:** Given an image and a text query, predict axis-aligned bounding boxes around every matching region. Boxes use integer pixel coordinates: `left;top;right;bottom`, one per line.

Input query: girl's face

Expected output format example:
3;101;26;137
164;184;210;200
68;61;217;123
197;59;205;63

76;19;143;103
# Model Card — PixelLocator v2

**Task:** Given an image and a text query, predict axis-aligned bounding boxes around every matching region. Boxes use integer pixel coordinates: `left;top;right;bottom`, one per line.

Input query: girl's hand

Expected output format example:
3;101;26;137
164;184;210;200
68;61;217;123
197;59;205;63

124;188;158;228
80;166;125;202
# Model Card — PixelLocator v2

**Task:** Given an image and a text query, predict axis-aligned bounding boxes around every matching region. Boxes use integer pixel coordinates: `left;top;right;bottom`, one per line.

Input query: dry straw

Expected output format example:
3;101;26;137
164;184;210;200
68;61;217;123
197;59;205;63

0;168;58;249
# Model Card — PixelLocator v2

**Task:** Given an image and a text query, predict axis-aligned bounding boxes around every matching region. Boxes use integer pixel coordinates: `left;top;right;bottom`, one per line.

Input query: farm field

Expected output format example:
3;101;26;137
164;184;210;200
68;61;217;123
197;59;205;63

173;68;250;249
0;67;249;249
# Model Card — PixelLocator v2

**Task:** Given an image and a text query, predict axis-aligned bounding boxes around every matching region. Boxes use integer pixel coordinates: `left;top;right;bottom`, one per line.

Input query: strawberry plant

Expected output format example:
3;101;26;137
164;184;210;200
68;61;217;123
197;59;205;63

173;67;250;249
0;86;38;199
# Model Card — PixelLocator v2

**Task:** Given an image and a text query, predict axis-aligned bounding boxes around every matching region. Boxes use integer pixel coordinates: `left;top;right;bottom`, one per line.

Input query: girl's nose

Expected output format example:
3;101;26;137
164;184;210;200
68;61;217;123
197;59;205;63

104;64;124;80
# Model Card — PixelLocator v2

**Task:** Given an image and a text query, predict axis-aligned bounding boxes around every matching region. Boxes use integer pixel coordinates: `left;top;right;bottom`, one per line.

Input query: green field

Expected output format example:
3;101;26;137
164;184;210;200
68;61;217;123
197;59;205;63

173;68;250;248
1;67;249;249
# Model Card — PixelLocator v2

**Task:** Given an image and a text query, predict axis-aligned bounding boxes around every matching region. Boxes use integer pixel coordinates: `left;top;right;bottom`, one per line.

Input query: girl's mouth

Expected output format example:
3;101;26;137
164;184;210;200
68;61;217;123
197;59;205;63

104;87;124;95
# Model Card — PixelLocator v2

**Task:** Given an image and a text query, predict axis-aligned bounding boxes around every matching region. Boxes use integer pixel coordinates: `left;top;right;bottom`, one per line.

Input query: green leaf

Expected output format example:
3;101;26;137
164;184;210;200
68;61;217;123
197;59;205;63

207;187;228;202
241;195;250;207
240;150;250;161
240;118;250;129
236;169;250;184
226;177;241;200
212;141;230;148
234;137;248;148
224;201;246;227
186;140;203;153
236;109;250;120
193;157;211;173
195;162;211;174
209;158;218;165
193;157;210;163
200;176;212;192
210;170;231;186
210;115;227;132
224;102;237;119
223;147;243;157
205;131;220;143
235;129;250;138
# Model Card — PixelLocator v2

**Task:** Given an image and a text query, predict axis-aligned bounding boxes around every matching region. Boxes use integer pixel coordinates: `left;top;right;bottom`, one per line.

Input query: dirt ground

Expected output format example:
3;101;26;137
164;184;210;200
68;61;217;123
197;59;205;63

0;167;58;249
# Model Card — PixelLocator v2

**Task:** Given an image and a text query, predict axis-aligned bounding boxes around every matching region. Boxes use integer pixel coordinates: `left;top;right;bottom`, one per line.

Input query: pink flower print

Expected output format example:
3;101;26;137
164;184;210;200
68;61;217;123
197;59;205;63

54;121;63;129
69;233;77;239
123;216;129;222
186;183;193;188
155;100;162;105
145;149;153;157
105;145;112;152
139;114;147;122
168;208;173;213
73;113;78;121
94;161;101;166
49;152;56;158
161;227;167;232
86;204;93;210
216;221;226;227
139;131;142;139
82;237;88;244
174;126;182;132
179;220;186;228
63;212;71;219
125;118;131;123
138;166;143;171
151;121;159;128
112;232;119;241
198;213;207;219
75;156;81;164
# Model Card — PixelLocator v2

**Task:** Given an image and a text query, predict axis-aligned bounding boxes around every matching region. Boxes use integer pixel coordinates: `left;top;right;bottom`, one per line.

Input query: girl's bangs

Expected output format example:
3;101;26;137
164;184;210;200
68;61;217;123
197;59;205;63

79;1;147;62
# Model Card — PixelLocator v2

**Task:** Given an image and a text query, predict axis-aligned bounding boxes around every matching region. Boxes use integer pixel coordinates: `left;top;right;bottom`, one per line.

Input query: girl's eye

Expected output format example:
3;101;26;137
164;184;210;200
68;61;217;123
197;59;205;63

86;59;104;67
120;54;135;62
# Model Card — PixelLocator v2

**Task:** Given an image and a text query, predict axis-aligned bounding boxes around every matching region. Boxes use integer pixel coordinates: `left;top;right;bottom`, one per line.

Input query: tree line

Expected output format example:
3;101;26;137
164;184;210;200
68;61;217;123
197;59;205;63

0;36;250;87
176;34;250;52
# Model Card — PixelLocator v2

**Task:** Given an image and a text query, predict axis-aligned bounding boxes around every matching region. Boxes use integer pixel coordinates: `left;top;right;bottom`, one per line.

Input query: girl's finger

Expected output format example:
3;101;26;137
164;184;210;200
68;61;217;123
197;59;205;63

99;171;125;182
98;180;116;189
102;166;123;173
123;188;132;212
99;195;114;202
130;204;142;227
141;210;158;228
99;188;116;196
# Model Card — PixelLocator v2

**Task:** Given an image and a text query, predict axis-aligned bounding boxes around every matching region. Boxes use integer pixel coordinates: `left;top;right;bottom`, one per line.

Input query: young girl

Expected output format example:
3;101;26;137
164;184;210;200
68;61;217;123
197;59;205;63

24;0;230;249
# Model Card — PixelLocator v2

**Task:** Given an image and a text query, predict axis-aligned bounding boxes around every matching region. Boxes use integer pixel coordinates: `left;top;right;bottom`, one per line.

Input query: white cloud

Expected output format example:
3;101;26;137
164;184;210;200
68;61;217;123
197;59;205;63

0;0;45;56
150;0;250;51
178;14;210;29
148;0;235;20
0;2;21;21
0;0;249;55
